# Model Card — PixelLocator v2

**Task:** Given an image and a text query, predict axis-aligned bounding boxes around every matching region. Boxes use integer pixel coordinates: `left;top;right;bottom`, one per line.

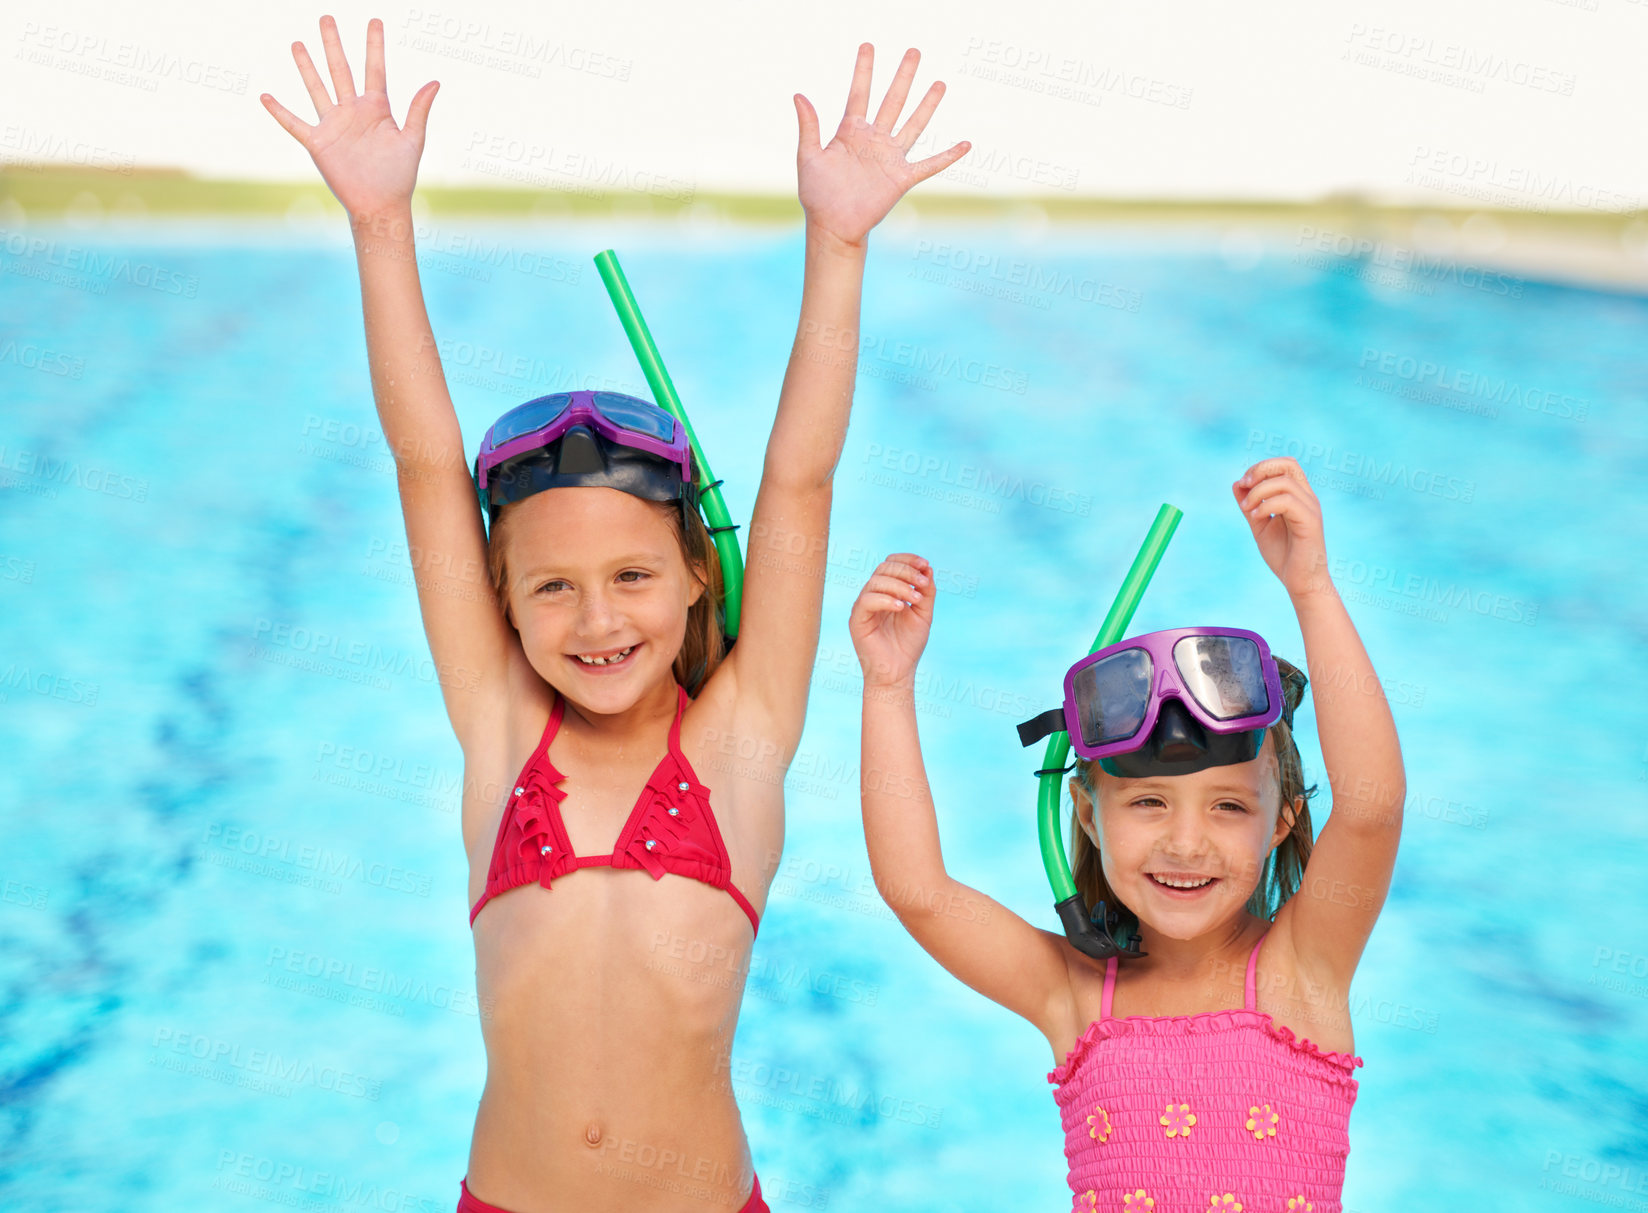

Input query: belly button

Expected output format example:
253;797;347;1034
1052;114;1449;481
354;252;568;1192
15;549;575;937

584;1122;603;1148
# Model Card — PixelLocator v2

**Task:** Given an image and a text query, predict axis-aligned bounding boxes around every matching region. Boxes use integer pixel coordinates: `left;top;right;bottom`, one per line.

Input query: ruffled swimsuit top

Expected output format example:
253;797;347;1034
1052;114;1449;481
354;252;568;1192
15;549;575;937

469;683;760;935
1048;930;1363;1213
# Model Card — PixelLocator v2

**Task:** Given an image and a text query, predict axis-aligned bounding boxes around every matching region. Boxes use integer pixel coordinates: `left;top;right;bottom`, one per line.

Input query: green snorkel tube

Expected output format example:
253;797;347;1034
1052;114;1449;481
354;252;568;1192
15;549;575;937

594;250;744;640
1039;503;1182;961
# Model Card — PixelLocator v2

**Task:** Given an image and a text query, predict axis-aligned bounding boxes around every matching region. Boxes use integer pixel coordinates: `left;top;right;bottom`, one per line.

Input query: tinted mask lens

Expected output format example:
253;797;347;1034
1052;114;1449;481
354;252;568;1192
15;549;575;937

1173;634;1269;720
489;393;576;446
1072;648;1153;749
590;391;678;442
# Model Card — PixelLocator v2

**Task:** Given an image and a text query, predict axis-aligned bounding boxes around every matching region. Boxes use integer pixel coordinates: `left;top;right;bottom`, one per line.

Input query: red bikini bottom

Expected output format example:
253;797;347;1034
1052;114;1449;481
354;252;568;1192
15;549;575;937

458;1171;768;1213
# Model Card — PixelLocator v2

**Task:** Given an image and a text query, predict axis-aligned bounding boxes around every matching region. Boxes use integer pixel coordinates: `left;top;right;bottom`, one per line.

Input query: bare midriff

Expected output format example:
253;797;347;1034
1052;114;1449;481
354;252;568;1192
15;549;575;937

466;864;759;1213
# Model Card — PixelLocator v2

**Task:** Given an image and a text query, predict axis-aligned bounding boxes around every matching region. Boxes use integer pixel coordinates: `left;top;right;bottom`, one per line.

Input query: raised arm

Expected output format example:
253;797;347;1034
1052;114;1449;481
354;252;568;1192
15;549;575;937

261;16;514;747
1234;457;1405;989
718;45;969;764
852;553;1073;1037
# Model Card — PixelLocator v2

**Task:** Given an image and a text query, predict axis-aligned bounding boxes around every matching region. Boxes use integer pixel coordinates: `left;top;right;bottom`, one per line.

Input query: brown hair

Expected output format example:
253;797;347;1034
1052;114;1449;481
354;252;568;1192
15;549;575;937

1069;656;1317;924
486;495;728;697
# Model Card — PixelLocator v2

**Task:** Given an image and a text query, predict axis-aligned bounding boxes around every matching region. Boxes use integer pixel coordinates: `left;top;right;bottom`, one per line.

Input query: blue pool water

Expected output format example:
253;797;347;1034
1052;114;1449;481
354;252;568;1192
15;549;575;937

2;213;1645;1211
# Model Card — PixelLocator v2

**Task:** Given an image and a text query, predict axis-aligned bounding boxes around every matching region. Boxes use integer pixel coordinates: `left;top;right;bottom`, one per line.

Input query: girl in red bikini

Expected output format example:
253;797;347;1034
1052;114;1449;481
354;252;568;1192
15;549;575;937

853;459;1405;1211
261;16;969;1211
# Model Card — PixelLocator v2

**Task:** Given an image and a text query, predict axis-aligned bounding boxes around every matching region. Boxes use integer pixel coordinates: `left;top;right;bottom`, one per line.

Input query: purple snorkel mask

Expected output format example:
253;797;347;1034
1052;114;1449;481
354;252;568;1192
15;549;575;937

1016;627;1291;778
473;390;699;530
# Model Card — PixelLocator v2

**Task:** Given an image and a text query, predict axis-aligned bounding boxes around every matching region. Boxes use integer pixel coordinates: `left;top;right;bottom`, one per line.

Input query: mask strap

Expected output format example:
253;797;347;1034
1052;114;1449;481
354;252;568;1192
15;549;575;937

1017;707;1067;748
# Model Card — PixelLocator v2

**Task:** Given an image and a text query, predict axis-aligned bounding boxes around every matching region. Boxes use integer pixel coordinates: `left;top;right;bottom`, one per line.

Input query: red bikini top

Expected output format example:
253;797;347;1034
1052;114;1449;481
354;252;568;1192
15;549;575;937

469;683;760;936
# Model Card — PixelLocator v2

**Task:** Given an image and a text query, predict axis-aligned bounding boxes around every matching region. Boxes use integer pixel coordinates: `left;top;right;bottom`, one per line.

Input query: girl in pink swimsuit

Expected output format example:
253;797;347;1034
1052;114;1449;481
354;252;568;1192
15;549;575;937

262;16;969;1212
852;458;1404;1211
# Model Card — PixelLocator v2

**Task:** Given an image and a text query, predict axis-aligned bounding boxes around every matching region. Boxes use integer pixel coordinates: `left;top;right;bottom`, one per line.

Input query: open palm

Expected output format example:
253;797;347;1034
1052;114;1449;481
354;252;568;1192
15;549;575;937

260;15;438;219
795;45;969;247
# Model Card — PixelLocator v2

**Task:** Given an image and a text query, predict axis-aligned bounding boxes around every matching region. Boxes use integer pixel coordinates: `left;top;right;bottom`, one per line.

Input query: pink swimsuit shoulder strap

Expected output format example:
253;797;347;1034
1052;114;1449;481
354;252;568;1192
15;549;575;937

1243;928;1269;1010
1100;927;1271;1021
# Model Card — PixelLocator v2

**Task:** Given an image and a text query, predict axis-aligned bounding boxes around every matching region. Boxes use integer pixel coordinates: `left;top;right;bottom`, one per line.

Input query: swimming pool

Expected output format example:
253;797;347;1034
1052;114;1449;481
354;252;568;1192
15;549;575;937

2;212;1644;1210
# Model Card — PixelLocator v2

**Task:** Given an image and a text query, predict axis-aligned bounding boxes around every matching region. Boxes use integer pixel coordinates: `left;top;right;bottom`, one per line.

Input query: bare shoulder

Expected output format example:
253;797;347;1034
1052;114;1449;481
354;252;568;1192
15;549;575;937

1258;904;1358;1055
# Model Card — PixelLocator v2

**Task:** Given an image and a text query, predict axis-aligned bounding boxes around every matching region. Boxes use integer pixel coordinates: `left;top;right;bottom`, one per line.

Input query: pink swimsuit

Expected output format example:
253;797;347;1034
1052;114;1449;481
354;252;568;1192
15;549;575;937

1048;930;1364;1212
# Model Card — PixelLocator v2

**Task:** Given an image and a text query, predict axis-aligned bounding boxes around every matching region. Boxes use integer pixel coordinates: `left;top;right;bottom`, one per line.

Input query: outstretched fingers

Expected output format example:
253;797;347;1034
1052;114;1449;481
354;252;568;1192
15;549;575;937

291;39;335;117
260;92;315;145
910;139;972;185
318;15;357;103
894;79;945;150
873;48;920;133
794;93;822;160
403;80;440;145
842;43;874;123
363;16;386;95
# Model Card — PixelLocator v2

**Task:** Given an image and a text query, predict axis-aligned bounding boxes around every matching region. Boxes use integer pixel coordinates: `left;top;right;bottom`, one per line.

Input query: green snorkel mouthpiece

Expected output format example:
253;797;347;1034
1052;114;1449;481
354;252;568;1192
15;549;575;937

594;250;745;640
1036;502;1182;961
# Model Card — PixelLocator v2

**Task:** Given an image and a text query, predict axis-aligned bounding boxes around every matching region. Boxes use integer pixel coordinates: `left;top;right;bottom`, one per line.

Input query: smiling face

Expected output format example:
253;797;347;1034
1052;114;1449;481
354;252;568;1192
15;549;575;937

1071;735;1297;943
494;486;704;711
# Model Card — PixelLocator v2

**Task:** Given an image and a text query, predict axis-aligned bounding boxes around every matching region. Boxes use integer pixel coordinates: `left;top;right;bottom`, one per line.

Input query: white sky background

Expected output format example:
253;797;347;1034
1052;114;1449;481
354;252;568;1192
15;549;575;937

2;0;1644;207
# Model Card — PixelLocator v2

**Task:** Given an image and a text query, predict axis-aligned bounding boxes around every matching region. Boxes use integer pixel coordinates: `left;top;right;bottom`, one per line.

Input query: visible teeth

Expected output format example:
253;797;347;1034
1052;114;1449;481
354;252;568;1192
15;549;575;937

576;645;635;666
1153;874;1214;889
